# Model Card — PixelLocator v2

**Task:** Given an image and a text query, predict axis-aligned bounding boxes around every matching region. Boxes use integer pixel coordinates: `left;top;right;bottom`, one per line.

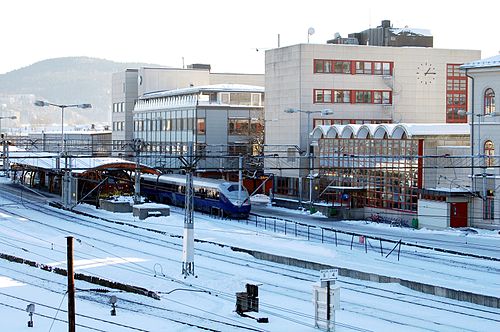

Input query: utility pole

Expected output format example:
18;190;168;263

179;141;198;277
67;236;76;332
238;154;243;202
127;139;145;205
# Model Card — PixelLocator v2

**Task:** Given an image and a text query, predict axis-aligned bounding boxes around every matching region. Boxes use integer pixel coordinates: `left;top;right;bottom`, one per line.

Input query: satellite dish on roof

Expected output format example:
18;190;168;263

307;27;315;43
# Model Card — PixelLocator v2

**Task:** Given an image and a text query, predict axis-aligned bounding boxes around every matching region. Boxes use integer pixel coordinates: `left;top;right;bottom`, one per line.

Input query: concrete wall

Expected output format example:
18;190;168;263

111;69;138;147
138;67;210;96
210;73;264;87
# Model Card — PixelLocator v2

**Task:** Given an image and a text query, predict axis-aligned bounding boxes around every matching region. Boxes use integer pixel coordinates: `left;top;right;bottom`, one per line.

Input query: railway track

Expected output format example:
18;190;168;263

1;182;499;331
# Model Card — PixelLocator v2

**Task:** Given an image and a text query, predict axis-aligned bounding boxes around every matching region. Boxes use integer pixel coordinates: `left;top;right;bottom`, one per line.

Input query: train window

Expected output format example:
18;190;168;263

226;185;239;192
206;189;220;199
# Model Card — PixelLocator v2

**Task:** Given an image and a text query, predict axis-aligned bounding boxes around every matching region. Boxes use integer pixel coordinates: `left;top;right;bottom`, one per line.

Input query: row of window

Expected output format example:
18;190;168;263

314;89;392;104
112;121;124;131
134;118;205;135
446;64;468;123
228;118;263;136
113;102;125;113
314;59;393;76
313;119;391;127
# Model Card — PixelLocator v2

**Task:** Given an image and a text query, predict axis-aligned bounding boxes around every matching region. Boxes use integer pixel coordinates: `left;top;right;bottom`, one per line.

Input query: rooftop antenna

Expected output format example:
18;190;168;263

307;27;315;43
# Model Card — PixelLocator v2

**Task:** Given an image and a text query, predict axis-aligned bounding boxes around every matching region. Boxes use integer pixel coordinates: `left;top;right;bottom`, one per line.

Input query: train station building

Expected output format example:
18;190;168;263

264;41;480;208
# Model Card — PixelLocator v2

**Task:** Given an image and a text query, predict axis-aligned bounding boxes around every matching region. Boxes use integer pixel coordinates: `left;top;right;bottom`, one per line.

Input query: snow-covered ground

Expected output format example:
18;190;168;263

0;182;499;331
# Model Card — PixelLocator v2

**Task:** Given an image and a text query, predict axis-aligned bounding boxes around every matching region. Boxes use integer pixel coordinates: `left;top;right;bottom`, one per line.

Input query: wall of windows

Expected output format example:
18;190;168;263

228;118;263;136
313;119;391;126
446;64;468;123
112;102;125;113
314;59;393;76
319;138;421;212
112;121;125;131
314;89;392;105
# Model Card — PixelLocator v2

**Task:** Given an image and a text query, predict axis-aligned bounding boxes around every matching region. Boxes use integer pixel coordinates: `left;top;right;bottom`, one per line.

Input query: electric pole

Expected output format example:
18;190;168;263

67;236;75;332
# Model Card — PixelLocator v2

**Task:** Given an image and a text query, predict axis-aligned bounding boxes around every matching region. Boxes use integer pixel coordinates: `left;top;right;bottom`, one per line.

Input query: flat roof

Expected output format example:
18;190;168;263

141;84;264;100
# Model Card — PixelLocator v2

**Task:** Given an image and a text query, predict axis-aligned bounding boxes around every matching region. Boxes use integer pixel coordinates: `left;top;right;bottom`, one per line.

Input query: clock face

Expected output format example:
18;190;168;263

416;62;436;85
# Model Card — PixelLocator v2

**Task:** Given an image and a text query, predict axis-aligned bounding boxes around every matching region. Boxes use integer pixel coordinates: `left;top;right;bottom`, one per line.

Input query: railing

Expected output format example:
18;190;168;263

236;213;500;262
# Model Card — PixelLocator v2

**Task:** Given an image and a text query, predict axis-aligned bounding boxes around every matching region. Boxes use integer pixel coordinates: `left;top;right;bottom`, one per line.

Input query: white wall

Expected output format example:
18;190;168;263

418;199;449;229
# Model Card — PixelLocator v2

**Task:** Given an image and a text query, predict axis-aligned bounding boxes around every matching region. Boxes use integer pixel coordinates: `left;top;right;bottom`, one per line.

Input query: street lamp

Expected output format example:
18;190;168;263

0;115;17;137
34;100;92;154
34;100;92;208
284;108;334;210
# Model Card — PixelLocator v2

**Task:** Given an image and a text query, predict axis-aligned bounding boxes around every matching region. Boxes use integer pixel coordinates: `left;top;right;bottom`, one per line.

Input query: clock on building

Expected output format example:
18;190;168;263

416;62;436;85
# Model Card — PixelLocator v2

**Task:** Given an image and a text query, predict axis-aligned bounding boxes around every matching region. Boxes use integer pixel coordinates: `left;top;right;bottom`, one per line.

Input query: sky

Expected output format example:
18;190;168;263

1;0;499;75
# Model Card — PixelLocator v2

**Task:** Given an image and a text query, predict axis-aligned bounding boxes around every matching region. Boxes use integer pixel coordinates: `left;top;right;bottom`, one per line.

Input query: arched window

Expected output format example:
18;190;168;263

484;88;495;115
484;140;495;167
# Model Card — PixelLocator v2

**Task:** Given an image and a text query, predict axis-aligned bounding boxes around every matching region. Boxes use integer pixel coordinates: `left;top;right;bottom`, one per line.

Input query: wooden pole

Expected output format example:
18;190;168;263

67;236;75;332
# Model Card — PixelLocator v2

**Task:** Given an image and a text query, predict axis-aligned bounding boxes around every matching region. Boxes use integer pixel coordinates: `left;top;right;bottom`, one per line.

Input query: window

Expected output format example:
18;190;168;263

251;93;261;106
228;118;250;135
315;90;324;103
334;90;350;103
485;140;495;167
364;62;372;74
334;61;351;74
250;118;264;133
197;118;206;135
382;91;391;104
355;91;372;103
228;144;250;155
314;59;333;73
230;92;252;106
316;59;392;75
220;93;230;104
314;59;324;73
484;88;495;115
446;64;468;123
483;193;494;220
314;89;332;103
382;62;392;75
316;89;391;104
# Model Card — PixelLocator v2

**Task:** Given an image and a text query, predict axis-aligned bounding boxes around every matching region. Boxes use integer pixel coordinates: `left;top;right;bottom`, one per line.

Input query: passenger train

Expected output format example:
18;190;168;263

140;173;251;218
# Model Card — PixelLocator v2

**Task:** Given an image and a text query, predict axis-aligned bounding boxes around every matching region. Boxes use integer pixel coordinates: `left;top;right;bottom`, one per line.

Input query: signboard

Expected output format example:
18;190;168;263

319;269;338;281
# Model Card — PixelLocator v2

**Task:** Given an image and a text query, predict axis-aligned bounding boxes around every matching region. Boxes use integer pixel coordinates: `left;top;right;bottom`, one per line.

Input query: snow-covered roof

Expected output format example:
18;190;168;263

311;123;469;139
390;27;432;37
141;84;264;100
460;55;500;70
9;150;137;172
142;173;235;189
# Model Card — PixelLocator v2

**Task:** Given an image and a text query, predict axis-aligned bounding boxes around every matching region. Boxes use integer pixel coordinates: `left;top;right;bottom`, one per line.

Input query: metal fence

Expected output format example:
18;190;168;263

232;213;500;262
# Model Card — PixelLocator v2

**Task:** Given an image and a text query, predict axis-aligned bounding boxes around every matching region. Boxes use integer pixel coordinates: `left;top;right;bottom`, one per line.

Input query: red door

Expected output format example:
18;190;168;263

450;202;467;228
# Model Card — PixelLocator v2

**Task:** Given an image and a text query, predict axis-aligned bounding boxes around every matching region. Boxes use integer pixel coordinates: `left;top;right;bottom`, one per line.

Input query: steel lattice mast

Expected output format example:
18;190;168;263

181;141;196;277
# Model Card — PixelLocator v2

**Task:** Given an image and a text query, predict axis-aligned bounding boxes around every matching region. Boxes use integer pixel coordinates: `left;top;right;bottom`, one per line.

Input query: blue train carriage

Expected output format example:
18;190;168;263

140;173;251;218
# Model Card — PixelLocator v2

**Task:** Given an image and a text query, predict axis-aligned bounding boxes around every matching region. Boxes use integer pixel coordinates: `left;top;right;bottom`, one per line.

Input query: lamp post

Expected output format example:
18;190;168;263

0;115;17;137
34;100;92;208
284;108;334;210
